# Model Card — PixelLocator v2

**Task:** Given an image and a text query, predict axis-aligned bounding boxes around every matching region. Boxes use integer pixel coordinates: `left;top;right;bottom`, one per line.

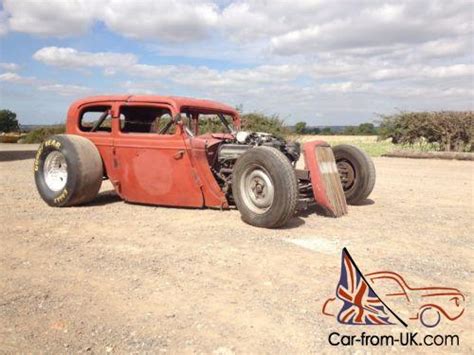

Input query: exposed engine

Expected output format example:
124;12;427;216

218;131;300;163
211;131;301;195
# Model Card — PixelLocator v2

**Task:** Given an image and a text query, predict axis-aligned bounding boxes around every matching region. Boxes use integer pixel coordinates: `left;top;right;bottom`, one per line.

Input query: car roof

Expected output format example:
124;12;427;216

71;95;238;114
366;271;407;285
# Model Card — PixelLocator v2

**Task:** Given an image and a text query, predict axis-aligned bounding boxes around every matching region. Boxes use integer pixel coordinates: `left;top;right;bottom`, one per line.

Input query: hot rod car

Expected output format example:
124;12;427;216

34;95;375;228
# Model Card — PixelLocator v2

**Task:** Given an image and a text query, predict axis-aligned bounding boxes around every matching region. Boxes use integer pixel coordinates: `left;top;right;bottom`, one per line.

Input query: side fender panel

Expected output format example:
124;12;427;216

186;138;229;209
303;141;348;217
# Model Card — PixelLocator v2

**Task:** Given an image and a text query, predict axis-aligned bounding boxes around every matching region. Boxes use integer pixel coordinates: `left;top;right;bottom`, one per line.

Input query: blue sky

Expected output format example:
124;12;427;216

0;0;472;126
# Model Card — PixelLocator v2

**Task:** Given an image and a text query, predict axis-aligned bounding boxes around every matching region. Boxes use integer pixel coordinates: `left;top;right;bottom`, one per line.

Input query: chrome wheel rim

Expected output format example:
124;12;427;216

240;165;274;214
43;151;68;191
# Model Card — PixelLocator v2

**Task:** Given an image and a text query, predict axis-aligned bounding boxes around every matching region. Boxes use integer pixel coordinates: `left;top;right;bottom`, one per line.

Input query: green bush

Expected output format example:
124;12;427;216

378;111;473;152
23;125;66;143
240;113;289;137
198;116;225;134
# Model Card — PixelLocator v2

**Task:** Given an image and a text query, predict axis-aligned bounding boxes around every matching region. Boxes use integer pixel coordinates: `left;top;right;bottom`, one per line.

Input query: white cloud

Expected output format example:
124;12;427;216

38;84;93;96
221;2;282;41
420;64;474;79
320;81;373;94
3;1;474;123
419;37;471;58
102;0;219;42
261;1;472;56
30;44;474;121
363;3;405;22
3;0;473;57
3;0;99;36
33;47;137;69
369;64;474;81
0;62;20;71
3;0;219;41
32;46;304;88
0;72;92;97
0;72;39;85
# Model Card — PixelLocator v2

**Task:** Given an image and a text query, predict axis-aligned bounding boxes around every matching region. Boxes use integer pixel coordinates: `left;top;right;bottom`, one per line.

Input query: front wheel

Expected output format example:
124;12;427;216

333;144;376;205
232;147;298;228
420;307;441;328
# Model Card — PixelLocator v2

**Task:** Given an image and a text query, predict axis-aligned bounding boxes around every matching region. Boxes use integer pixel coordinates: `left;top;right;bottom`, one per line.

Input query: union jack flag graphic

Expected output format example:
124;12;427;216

336;248;394;325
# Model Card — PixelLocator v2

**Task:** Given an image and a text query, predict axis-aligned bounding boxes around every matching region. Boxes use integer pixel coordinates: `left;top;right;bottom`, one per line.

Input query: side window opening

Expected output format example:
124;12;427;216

80;106;112;132
371;277;406;296
119;106;175;134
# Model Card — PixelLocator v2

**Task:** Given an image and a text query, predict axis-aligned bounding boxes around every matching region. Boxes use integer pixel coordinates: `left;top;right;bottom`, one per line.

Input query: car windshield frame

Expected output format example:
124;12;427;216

180;108;237;136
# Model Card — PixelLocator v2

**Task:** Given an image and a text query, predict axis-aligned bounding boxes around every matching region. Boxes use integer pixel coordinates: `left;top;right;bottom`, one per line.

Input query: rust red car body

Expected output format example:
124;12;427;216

67;95;240;209
65;95;346;215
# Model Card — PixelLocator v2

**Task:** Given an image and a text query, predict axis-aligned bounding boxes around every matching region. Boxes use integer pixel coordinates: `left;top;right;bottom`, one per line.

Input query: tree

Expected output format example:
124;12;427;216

321;127;332;135
294;121;307;134
357;122;377;135
306;127;321;134
343;126;357;135
0;109;19;133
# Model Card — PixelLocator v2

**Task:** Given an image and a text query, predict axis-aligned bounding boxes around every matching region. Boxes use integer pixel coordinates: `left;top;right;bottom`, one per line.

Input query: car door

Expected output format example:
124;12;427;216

113;102;203;207
369;275;412;319
73;102;115;179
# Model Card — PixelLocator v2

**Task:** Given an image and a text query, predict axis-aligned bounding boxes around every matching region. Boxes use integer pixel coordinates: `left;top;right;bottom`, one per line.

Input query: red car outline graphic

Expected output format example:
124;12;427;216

322;270;465;328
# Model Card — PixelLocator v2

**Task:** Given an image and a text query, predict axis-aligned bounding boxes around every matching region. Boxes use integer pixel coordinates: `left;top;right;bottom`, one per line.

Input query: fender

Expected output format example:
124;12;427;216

303;141;348;217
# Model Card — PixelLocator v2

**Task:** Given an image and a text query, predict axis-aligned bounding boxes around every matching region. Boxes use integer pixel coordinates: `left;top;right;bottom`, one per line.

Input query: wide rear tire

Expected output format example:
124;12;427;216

332;144;375;204
232;147;298;228
34;134;103;206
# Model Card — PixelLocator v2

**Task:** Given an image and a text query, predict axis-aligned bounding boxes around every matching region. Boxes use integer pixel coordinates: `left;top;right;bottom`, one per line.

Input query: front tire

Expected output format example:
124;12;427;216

333;144;376;205
420;307;441;328
34;134;103;206
232;147;298;228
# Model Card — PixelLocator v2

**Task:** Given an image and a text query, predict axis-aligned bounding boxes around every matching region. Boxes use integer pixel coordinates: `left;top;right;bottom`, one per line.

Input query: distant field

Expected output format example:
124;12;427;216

2;134;459;158
292;135;395;157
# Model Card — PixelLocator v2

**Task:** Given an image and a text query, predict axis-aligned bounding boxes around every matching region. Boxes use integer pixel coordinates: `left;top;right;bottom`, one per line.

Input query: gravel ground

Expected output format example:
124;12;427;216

1;144;473;353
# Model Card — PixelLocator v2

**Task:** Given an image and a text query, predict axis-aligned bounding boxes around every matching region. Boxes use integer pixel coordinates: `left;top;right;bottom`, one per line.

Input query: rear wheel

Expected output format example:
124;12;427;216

232;147;298;228
333;144;376;204
34;134;103;206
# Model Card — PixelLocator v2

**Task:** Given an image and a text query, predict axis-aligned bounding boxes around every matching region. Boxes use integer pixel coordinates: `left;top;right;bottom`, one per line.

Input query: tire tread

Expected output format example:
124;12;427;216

232;146;298;228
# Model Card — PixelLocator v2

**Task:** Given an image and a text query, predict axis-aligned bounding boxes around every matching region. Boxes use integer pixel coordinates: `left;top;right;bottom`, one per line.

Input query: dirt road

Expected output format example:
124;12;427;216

1;144;473;353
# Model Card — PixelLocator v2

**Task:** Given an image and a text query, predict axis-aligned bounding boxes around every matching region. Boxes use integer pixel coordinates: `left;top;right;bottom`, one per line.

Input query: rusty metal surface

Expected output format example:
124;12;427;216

65;95;349;217
65;96;238;208
302;141;348;217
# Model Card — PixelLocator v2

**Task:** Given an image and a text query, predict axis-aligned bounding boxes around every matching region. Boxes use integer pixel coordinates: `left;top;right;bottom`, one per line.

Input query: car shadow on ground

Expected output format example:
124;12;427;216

287;198;376;228
81;191;375;227
280;216;306;229
351;198;375;206
82;190;122;206
0;150;36;162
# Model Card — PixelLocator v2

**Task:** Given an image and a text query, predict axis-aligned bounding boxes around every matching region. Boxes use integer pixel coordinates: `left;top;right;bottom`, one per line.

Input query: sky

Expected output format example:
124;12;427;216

0;0;473;126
